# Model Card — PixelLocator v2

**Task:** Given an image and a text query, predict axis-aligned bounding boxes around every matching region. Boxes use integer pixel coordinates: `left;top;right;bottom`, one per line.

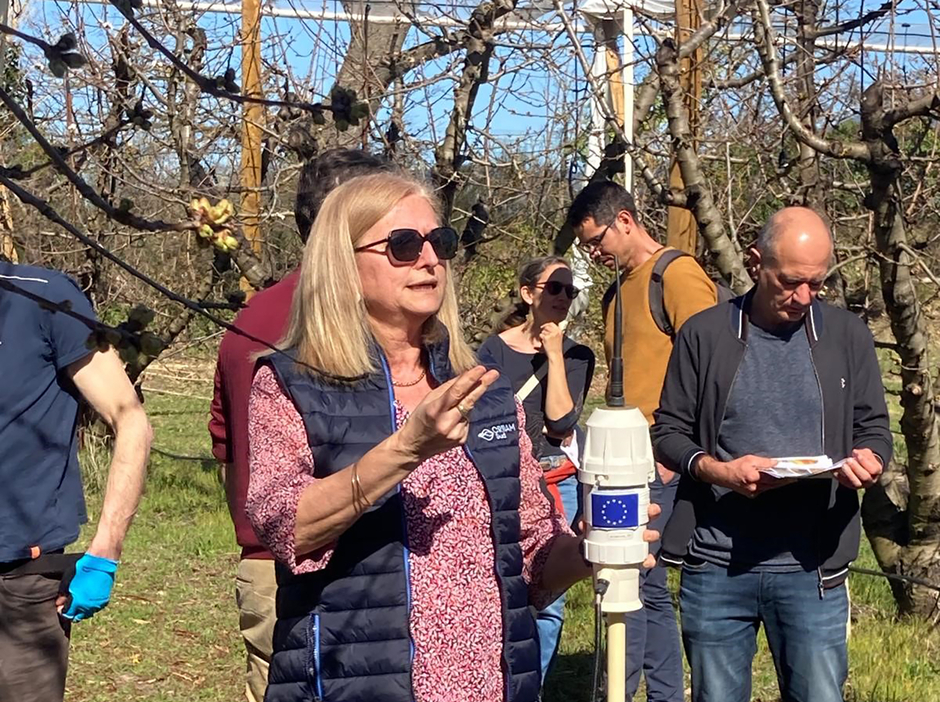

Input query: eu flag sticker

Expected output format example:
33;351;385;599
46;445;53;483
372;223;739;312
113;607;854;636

591;490;640;529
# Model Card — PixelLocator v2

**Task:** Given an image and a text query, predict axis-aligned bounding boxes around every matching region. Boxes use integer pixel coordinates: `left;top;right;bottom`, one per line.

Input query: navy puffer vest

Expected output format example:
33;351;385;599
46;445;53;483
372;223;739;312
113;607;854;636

262;332;541;702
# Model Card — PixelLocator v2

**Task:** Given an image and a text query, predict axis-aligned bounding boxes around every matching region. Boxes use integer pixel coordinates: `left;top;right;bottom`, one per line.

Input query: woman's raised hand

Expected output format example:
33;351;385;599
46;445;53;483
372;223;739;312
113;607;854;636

538;322;564;359
397;365;501;462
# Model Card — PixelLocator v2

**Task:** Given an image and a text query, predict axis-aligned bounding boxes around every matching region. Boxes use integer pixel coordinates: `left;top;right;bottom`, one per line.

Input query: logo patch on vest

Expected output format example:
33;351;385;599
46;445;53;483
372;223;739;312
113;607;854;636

478;422;516;442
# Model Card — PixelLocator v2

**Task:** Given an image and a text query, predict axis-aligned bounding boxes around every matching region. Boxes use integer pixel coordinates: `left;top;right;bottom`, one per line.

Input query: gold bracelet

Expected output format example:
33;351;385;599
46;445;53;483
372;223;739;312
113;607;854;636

351;463;372;511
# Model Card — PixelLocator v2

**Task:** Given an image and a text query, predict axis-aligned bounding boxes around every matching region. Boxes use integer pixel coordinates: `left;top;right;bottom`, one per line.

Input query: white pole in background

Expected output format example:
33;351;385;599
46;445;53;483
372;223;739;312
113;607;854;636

588;21;608;175
622;2;634;191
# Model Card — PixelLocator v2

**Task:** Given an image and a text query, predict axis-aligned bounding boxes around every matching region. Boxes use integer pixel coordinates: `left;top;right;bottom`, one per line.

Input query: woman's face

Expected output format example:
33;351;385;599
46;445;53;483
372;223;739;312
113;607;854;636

355;194;447;331
522;263;575;325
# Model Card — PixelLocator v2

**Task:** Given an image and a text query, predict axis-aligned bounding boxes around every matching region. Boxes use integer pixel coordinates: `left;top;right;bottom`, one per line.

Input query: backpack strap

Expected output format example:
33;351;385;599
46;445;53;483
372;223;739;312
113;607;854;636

515;361;548;402
649;249;690;338
514;339;575;403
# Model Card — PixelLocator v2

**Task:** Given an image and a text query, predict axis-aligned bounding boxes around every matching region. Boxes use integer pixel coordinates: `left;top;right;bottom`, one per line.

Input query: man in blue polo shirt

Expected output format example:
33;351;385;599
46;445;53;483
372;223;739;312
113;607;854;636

0;260;152;702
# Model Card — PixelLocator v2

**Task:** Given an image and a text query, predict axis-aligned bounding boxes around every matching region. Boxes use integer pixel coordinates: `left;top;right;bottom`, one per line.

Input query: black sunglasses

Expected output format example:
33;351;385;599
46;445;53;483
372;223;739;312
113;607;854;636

354;227;459;263
535;281;580;299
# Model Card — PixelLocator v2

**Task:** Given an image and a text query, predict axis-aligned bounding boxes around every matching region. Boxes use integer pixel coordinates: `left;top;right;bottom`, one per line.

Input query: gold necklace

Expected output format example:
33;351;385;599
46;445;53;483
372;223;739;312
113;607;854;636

391;368;427;387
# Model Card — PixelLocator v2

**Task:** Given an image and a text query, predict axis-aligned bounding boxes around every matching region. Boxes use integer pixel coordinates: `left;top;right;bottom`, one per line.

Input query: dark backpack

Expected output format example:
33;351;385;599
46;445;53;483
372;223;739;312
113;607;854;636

603;249;735;339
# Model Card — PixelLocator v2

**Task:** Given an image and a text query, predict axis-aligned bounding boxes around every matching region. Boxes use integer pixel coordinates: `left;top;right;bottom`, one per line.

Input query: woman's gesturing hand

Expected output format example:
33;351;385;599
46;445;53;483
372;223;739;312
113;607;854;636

398;365;501;462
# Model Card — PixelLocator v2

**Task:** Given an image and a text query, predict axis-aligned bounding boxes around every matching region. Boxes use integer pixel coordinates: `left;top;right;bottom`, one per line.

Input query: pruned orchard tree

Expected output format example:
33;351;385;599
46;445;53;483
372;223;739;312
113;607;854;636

627;0;940;618
0;0;938;615
0;0;589;369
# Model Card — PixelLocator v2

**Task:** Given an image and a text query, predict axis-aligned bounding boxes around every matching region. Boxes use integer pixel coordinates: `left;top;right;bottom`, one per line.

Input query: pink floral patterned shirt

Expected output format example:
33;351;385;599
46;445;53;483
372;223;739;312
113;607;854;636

246;365;573;702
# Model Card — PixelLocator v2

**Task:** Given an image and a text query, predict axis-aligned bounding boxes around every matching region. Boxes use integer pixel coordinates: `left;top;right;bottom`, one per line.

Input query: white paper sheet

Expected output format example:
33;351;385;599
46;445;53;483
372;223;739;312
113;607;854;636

762;456;847;480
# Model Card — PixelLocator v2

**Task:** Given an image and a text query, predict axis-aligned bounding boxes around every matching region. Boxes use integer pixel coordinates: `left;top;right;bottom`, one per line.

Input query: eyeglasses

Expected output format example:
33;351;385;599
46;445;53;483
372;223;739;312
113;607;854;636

577;222;613;254
535;281;581;299
354;227;459;263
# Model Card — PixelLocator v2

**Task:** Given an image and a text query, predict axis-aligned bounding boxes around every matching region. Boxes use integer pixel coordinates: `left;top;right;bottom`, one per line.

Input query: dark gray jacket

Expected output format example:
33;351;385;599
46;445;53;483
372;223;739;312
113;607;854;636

651;292;892;587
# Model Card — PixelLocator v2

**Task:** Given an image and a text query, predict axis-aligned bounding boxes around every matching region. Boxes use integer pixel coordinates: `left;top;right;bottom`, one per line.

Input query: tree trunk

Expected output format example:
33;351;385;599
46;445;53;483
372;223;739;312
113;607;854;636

665;0;702;255
657;39;750;293
794;0;823;209
859;80;940;619
434;0;516;223
331;3;409;149
793;0;847;309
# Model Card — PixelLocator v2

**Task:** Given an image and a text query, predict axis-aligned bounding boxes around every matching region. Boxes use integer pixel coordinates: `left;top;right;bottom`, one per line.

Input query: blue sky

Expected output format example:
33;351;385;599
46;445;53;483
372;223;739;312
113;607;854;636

25;0;940;171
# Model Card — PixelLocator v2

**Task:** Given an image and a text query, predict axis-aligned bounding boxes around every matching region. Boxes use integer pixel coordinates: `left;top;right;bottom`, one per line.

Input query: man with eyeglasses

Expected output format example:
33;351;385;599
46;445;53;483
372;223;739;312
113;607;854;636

566;180;717;702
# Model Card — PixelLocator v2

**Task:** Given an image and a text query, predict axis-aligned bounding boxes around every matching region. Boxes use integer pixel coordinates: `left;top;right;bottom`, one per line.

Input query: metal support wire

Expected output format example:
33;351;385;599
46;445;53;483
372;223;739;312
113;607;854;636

849;565;940;594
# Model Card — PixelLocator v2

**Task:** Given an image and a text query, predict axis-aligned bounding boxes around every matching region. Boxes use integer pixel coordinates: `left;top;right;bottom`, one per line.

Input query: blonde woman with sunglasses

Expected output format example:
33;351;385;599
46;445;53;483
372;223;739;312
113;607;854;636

245;174;657;702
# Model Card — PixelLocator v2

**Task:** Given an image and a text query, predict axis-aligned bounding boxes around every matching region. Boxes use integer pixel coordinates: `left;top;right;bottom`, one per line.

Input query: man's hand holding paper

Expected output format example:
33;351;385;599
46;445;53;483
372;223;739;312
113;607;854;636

835;448;883;490
695;454;789;498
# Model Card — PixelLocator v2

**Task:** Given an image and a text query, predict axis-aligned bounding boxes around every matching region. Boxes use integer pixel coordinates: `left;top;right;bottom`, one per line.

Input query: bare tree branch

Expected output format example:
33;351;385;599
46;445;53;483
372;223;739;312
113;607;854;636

752;0;870;162
0;83;272;287
434;0;514;222
808;1;893;39
0;172;300;370
885;92;940;127
636;0;747;134
111;1;354;121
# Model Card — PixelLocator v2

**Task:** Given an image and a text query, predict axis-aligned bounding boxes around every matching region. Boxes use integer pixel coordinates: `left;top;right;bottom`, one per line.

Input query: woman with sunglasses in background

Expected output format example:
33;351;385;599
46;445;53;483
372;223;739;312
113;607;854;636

478;256;596;684
245;174;656;702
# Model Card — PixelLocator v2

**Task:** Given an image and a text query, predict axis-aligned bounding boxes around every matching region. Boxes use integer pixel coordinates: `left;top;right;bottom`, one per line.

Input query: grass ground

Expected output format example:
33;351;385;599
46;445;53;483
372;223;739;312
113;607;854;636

64;359;940;702
67;388;242;702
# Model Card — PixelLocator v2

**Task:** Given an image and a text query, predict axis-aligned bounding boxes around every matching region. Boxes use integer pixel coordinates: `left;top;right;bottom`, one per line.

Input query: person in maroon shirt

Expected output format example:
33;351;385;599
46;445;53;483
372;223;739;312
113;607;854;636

208;148;391;702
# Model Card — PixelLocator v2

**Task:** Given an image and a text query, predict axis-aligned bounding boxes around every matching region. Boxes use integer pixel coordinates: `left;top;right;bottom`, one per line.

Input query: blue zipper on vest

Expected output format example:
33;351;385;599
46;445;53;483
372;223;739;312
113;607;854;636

379;353;417;696
310;613;324;701
463;443;514;702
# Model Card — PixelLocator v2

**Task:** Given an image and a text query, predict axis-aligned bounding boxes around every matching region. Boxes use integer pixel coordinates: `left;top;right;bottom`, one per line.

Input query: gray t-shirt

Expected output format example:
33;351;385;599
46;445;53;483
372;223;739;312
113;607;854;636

690;320;827;570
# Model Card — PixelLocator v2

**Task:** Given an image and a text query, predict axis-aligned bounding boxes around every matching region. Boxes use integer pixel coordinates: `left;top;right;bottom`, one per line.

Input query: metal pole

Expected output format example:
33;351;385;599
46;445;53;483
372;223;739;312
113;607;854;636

587;22;607;175
622;3;633;191
240;0;264;295
68;0;940;54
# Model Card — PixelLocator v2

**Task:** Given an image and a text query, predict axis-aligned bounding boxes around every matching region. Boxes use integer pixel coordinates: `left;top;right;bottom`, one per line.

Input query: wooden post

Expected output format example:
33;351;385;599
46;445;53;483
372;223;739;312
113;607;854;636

666;0;702;254
0;188;16;262
0;0;15;262
605;36;624;132
240;0;264;295
602;18;628;186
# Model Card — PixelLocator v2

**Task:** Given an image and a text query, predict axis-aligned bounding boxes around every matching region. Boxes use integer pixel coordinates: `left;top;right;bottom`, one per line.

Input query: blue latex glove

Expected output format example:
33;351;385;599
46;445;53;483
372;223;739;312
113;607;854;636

62;553;119;622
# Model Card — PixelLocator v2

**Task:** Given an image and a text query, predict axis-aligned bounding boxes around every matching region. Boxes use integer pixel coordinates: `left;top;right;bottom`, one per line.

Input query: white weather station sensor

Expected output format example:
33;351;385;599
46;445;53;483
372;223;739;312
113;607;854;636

578;255;655;702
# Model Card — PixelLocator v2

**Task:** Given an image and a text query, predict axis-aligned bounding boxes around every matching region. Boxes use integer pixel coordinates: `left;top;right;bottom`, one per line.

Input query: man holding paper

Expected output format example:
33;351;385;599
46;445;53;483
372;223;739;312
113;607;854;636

651;207;892;702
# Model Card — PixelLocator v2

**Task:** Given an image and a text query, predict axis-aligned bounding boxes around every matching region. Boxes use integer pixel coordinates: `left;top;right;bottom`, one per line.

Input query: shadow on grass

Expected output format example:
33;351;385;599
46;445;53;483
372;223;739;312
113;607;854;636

544;651;597;702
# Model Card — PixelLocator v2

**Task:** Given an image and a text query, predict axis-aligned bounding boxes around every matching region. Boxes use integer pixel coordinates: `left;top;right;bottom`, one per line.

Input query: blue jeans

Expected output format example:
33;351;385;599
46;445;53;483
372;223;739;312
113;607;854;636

536;474;579;680
625;472;684;702
680;561;849;702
